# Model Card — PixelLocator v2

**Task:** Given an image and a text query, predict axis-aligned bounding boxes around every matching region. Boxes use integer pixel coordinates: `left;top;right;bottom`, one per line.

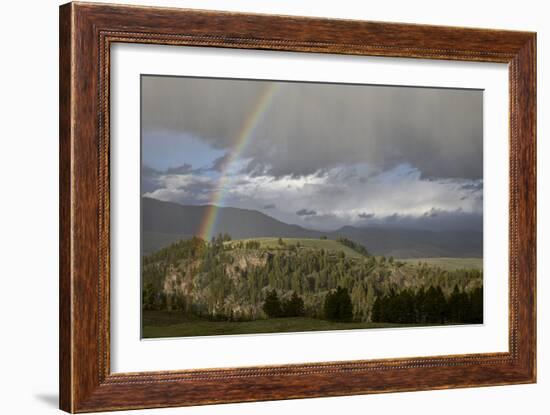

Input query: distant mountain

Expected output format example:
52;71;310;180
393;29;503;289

142;197;321;238
142;197;482;258
331;226;482;259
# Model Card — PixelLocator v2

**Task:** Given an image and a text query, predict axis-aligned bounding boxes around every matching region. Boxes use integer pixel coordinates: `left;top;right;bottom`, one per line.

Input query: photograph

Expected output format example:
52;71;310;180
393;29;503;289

140;75;484;338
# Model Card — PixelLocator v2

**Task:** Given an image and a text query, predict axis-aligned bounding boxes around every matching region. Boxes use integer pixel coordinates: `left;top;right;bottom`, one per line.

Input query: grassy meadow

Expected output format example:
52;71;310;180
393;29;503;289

399;257;483;271
142;310;424;338
226;237;366;258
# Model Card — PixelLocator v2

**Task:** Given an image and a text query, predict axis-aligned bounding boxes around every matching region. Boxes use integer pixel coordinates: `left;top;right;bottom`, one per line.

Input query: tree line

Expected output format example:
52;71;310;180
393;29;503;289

371;285;483;324
263;290;305;318
259;284;482;324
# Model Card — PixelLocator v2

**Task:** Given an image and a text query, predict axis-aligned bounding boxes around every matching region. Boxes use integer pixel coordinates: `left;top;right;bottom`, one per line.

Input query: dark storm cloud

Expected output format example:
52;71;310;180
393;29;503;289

142;76;483;180
358;212;375;219
208;153;230;172
142;76;264;148
423;209;439;218
165;163;193;175
263;204;276;209
460;181;484;191
296;209;317;216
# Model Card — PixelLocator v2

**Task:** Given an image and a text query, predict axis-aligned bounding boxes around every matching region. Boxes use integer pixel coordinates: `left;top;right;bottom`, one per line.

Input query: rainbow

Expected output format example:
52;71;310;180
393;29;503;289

198;83;279;241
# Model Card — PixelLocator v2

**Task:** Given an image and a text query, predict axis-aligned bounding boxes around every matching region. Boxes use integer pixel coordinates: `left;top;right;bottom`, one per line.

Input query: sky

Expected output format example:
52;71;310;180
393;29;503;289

141;75;483;232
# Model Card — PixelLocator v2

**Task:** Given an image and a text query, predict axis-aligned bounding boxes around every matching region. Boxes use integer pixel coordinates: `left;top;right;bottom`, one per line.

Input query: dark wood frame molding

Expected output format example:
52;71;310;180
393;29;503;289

59;2;536;412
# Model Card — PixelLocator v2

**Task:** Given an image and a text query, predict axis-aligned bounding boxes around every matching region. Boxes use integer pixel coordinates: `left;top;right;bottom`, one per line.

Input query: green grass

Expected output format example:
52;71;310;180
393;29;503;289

398;257;483;271
142;310;425;338
228;237;366;259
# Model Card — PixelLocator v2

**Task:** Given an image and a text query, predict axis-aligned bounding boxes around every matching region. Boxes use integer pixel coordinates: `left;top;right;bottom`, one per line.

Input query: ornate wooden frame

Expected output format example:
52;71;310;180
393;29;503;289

59;2;536;412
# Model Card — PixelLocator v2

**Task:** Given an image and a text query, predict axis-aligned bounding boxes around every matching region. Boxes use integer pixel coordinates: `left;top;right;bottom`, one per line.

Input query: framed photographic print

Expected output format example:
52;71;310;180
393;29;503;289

59;2;536;412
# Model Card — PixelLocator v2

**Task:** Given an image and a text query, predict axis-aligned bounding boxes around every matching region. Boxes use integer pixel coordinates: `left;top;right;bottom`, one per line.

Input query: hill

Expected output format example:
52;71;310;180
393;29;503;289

142;235;483;337
142;197;482;258
227;237;367;259
142;197;321;252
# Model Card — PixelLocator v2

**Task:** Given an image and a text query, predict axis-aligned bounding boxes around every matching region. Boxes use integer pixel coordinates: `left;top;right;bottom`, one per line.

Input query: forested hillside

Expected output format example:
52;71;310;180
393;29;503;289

142;235;483;329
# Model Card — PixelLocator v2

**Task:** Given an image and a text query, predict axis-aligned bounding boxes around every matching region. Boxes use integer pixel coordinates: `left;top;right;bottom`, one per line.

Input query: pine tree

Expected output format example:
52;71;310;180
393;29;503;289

424;286;448;323
324;287;353;321
142;282;156;310
263;289;282;318
337;286;353;321
448;284;469;323
371;296;382;322
282;292;305;317
467;287;483;323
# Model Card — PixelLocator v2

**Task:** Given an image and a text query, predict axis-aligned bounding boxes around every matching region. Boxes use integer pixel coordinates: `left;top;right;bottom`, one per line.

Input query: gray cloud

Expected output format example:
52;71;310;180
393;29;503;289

143;173;215;205
208;153;230;172
142;76;482;180
165;163;193;175
143;161;483;232
142;165;161;194
460;181;483;191
142;165;159;176
296;209;317;216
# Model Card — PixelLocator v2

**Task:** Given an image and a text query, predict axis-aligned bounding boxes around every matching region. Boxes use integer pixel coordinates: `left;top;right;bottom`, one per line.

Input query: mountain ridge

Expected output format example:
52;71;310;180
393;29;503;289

142;197;482;258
